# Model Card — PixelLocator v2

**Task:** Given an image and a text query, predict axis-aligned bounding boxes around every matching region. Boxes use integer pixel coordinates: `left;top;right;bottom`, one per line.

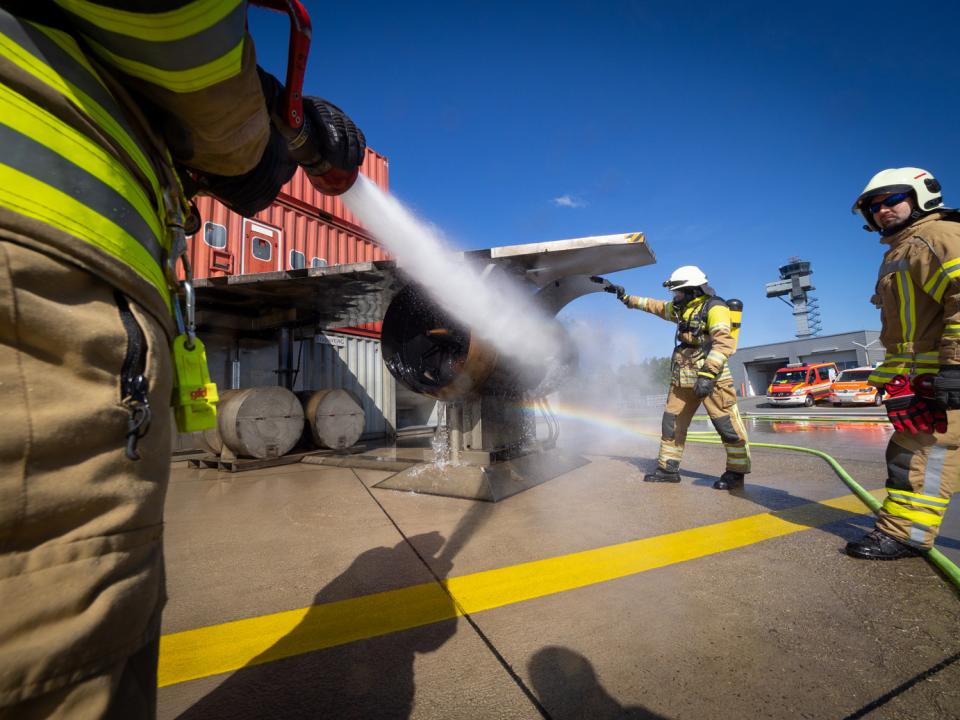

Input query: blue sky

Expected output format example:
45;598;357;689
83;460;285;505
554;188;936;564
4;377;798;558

249;1;960;360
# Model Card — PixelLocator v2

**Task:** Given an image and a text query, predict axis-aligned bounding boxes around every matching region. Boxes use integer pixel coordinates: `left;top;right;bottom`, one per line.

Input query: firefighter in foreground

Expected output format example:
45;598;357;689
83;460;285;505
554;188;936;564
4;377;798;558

847;167;960;560
0;2;365;717
606;267;750;488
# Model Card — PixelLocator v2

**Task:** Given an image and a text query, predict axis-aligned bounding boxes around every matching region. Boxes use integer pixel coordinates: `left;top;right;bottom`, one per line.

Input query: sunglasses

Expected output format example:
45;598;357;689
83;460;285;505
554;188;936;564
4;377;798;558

867;192;910;214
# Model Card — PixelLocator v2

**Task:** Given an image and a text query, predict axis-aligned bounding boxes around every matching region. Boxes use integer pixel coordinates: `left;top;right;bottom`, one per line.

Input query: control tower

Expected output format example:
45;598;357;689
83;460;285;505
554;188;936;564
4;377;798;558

765;257;822;338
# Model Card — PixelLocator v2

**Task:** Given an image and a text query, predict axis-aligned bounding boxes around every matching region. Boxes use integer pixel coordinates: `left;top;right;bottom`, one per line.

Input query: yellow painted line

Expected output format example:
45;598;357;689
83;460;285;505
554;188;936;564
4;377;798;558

159;489;884;687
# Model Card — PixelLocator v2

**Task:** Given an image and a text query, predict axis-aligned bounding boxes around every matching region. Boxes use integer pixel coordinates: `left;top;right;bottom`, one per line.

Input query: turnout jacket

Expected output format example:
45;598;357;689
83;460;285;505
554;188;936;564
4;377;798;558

869;212;960;386
0;0;270;332
625;294;737;387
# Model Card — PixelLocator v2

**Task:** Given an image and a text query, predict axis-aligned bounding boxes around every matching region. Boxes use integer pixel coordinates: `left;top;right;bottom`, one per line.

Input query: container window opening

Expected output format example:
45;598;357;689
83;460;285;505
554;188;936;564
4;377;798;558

203;222;227;249
312;257;328;268
290;249;305;270
252;237;272;262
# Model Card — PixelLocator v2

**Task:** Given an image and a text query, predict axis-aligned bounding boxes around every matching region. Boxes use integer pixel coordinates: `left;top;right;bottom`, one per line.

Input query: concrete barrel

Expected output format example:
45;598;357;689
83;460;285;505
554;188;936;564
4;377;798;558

303;389;365;450
199;388;241;456
217;387;304;459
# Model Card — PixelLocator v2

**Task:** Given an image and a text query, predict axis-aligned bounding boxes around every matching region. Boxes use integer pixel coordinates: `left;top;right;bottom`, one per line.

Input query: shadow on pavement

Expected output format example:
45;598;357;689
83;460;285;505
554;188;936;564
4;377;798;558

702;479;875;543
178;531;457;720
609;455;719;484
529;646;670;720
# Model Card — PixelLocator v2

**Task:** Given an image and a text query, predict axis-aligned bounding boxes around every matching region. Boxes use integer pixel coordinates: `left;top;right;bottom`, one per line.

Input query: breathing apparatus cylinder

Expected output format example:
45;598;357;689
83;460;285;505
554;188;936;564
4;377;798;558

726;299;743;341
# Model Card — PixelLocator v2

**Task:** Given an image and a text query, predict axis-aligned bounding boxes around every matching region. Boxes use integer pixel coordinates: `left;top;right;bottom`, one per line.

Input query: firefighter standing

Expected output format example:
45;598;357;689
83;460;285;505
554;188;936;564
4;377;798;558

606;266;751;488
0;2;365;716
846;167;960;560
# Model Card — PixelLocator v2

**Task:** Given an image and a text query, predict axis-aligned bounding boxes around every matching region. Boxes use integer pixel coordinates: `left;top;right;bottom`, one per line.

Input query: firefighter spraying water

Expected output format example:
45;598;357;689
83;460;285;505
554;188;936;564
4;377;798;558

605;266;751;489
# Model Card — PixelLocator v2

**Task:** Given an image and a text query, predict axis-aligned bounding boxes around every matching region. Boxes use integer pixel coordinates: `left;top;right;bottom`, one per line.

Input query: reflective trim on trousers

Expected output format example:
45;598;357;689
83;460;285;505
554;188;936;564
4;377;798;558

911;445;948;545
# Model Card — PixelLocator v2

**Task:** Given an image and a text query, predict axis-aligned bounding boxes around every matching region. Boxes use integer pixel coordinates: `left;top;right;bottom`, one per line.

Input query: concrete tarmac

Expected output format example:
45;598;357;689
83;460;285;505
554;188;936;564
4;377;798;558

158;405;960;720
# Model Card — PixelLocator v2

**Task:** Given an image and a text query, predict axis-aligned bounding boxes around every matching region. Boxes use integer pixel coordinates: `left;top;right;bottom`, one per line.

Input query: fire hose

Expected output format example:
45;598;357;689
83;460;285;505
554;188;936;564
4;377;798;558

679;423;960;590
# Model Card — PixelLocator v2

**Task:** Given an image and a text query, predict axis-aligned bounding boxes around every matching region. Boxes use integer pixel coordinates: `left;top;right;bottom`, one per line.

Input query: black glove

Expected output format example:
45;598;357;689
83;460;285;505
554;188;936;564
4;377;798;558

298;96;366;175
258;67;365;188
191;127;296;217
693;369;717;398
933;365;960;409
604;284;626;301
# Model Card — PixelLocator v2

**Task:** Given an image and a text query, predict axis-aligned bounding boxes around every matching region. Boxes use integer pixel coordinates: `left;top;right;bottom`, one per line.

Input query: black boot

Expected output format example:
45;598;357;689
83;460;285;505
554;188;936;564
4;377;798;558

713;471;744;490
643;467;681;483
845;529;920;560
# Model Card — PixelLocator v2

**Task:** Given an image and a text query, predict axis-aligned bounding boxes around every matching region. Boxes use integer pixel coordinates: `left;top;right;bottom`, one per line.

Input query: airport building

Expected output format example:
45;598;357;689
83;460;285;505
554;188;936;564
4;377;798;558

728;330;883;397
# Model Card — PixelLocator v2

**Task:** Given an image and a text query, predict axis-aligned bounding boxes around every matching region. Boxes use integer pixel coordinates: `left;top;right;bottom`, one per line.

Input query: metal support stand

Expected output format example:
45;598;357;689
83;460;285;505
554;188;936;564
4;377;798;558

374;396;587;502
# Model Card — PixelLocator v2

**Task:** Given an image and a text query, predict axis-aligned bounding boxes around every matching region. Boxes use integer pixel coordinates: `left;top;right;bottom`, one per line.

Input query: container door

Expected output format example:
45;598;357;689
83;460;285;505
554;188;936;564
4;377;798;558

241;220;282;275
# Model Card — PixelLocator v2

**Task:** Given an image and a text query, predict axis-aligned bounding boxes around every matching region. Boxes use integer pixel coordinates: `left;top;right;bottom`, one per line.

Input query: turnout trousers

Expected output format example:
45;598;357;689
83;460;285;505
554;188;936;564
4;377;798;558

657;382;751;474
876;412;960;550
0;242;172;719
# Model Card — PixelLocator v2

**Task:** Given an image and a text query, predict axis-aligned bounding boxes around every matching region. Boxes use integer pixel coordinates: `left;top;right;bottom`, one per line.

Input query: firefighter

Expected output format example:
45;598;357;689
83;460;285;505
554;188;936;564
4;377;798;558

606;267;751;488
846;167;960;560
0;3;365;716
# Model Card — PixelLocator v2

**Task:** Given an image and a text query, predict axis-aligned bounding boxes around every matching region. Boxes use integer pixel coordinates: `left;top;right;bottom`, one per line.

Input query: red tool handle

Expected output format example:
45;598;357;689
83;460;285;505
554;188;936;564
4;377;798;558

248;0;312;129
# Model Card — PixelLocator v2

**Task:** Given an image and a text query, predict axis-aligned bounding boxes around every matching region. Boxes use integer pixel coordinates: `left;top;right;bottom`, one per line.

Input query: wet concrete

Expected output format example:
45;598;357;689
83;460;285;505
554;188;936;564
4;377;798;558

157;402;960;719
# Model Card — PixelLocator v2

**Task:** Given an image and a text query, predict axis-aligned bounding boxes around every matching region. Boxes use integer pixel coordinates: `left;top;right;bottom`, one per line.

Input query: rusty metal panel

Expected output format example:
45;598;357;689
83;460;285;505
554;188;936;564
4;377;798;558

187;159;388;283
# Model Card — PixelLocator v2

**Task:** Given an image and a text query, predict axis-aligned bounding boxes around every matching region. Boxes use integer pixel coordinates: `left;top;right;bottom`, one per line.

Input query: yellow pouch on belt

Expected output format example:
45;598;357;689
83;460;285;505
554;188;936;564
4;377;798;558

171;334;218;432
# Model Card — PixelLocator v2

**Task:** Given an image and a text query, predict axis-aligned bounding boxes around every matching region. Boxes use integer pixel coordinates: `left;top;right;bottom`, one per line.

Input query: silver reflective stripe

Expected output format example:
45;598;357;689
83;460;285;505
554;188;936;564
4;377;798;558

56;2;245;73
911;445;948;544
922;445;946;499
897;271;914;342
0;122;164;265
878;258;909;277
910;520;936;546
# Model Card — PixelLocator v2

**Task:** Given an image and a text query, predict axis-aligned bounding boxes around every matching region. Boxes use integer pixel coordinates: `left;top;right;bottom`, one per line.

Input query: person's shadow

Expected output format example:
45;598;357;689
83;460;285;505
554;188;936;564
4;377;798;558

529;646;671;719
179;531;457;720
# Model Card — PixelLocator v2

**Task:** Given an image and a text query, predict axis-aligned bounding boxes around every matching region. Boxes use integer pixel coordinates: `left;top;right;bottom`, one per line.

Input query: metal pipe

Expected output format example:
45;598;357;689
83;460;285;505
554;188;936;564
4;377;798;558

230;339;241;390
277;327;294;389
449;402;462;465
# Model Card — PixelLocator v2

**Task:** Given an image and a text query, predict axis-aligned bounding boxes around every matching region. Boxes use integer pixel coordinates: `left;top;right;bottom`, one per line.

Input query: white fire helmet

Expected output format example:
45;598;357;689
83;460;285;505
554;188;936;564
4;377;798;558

851;167;944;231
663;265;709;290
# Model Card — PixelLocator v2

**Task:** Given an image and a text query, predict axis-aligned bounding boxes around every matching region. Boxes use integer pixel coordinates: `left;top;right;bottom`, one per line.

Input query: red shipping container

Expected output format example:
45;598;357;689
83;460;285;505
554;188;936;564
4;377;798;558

186;148;390;337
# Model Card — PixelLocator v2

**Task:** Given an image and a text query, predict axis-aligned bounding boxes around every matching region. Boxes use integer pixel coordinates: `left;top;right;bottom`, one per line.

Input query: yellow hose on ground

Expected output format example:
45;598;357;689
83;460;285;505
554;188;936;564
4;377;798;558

678;421;960;590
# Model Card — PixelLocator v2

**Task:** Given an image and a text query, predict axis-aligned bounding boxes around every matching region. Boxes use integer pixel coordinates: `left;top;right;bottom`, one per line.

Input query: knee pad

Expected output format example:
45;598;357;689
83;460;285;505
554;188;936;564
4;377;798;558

711;415;741;444
662;412;677;441
885;442;914;490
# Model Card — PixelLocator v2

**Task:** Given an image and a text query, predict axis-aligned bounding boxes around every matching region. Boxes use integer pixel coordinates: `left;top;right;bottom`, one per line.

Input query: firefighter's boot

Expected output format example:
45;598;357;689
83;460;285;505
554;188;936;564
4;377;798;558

643;467;681;483
845;529;919;560
713;471;744;490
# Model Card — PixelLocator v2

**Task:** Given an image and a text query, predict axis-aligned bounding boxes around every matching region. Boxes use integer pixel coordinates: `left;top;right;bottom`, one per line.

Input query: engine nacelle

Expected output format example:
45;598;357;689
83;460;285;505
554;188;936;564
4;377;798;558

381;284;576;400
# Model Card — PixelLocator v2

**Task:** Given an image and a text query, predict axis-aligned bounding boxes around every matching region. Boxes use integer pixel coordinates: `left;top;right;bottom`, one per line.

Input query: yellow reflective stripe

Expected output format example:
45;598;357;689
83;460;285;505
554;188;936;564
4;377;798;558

82;34;243;92
706;350;727;365
884;351;939;362
0;25;101;93
0;164;169;303
886;489;950;509
923;268;945;294
881;498;943;526
0;84;164;246
944;325;960;336
3;23;163;210
895;271;916;343
54;0;240;41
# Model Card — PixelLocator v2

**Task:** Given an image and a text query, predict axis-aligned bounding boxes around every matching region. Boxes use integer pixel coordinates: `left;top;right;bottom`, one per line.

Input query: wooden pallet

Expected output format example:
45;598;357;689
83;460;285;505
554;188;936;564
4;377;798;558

187;445;366;473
